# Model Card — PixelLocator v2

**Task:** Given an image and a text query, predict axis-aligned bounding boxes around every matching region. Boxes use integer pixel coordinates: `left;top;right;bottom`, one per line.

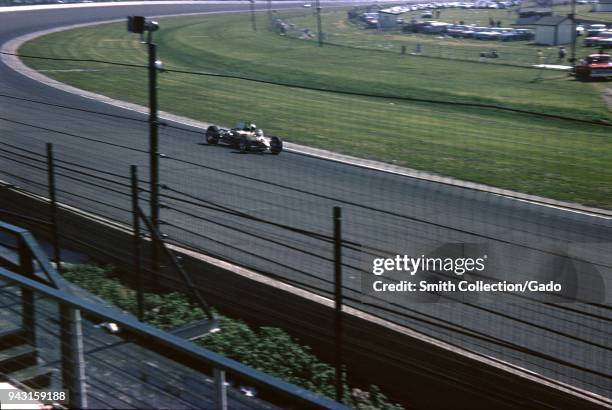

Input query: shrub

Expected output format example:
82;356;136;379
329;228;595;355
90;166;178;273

62;264;404;409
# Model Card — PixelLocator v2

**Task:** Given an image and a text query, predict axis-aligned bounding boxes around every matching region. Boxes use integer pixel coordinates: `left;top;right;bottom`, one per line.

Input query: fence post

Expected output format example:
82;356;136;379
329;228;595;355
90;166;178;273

18;238;35;345
46;143;61;273
333;206;344;403
131;165;144;321
213;368;227;410
148;40;161;285
60;304;87;409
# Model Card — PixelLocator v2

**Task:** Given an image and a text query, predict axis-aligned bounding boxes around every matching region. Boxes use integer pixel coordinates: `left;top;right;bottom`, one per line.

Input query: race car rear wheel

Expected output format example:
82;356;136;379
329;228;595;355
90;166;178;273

270;136;283;155
205;126;220;145
239;138;250;153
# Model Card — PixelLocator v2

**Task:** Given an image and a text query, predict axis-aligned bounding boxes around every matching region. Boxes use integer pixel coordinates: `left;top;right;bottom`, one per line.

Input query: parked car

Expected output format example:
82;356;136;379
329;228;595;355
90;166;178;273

514;29;534;40
500;31;522;41
474;30;501;40
447;25;469;37
360;12;379;22
584;31;612;47
586;24;607;37
575;53;612;80
423;21;451;33
461;28;476;38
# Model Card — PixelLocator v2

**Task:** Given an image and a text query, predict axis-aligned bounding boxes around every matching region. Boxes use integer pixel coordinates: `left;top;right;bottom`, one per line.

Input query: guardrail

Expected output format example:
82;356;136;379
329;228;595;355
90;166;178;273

0;220;65;290
0;220;347;410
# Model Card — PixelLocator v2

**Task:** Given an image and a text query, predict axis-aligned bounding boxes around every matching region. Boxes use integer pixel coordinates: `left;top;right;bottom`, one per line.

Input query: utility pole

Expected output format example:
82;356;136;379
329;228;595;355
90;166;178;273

267;0;272;26
128;16;162;277
250;0;257;31
148;39;160;278
568;0;577;69
315;0;323;46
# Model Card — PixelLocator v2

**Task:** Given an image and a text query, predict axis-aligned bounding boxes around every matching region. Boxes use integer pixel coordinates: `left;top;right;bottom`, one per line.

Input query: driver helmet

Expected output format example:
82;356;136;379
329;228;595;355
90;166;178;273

249;124;257;131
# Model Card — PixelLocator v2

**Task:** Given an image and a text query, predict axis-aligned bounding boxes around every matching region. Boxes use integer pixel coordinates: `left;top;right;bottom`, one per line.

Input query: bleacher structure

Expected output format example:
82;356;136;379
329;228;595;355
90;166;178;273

0;220;345;410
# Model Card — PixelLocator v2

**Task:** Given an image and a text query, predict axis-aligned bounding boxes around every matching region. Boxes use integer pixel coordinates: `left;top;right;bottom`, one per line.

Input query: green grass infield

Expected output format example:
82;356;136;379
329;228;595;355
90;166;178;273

20;9;612;208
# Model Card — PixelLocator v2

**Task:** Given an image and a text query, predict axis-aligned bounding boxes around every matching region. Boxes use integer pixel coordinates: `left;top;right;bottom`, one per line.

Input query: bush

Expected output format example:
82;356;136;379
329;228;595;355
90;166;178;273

62;264;404;409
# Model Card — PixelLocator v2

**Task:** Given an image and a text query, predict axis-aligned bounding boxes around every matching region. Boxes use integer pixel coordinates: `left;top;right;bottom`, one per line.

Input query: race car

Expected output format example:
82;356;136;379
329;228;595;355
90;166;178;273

204;121;283;154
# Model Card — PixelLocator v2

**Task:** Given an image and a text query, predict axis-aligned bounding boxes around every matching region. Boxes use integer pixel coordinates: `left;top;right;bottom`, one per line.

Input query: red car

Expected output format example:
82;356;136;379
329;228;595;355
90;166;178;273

575;54;612;81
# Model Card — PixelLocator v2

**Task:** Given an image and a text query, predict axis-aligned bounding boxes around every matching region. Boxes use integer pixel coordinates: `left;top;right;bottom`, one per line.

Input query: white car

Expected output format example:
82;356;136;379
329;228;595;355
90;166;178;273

205;121;283;154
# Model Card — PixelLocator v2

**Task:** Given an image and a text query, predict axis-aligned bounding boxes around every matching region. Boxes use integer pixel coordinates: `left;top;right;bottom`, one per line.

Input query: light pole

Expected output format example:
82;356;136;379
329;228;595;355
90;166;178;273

128;16;162;277
250;0;257;31
148;39;160;279
315;0;323;46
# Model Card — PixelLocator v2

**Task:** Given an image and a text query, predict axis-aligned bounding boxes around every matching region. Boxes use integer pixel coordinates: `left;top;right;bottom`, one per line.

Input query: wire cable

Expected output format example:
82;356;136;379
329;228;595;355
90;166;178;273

0;93;149;124
0;116;147;153
349;294;612;381
2;51;610;127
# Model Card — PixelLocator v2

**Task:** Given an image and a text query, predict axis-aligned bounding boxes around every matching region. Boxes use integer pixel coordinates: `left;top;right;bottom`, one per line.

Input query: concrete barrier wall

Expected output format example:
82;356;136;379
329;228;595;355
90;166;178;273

0;185;607;410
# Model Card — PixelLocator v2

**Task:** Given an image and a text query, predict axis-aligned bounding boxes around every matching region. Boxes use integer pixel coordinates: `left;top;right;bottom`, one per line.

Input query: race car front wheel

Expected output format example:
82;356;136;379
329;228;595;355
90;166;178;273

270;136;283;155
205;126;220;144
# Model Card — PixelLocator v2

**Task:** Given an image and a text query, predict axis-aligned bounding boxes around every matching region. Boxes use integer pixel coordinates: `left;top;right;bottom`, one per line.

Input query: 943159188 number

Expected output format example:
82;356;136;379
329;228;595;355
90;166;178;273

0;384;69;405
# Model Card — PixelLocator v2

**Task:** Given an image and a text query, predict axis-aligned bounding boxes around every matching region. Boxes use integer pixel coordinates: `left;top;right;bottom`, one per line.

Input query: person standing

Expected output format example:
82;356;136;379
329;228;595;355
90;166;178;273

558;46;567;61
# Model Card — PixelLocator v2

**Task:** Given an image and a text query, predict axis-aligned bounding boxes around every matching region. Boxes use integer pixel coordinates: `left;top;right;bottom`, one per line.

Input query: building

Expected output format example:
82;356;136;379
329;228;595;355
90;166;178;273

593;0;612;12
378;10;402;29
534;15;573;45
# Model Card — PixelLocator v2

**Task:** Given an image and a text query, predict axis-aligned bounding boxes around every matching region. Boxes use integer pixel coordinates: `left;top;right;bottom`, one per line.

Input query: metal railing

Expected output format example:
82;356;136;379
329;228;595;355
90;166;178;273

0;220;347;410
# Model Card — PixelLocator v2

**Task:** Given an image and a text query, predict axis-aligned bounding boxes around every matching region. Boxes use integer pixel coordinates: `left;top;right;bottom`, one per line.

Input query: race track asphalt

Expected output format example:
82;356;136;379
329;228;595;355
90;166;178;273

0;2;611;402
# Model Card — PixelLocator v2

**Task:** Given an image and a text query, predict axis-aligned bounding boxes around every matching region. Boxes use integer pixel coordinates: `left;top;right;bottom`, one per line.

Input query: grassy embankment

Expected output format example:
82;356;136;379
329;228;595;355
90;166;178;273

20;10;612;207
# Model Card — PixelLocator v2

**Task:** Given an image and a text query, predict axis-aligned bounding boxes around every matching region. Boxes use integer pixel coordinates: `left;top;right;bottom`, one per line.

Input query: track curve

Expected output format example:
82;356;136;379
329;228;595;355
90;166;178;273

1;2;611;404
